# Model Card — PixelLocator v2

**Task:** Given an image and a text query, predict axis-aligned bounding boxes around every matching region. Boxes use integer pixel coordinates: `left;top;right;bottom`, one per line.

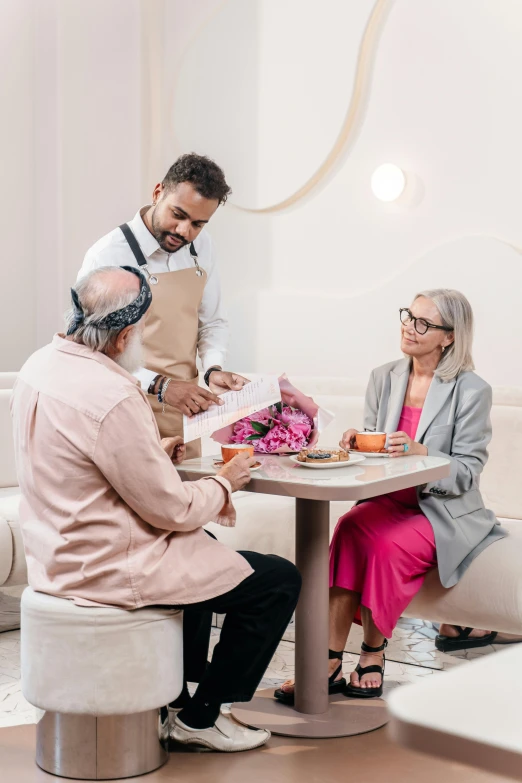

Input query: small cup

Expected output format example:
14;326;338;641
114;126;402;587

355;432;387;453
221;443;255;463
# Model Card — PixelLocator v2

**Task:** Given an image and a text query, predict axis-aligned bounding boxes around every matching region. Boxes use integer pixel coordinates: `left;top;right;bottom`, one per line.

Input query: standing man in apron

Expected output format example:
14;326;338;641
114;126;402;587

78;153;249;457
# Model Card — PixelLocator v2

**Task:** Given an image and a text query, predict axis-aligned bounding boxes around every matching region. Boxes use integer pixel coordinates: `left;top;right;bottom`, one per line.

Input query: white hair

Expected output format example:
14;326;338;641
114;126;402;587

414;289;475;382
65;267;140;353
114;323;144;373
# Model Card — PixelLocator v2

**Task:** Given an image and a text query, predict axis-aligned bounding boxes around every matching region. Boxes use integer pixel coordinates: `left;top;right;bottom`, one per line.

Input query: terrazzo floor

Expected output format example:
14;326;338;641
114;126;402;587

215;612;508;670
0;615;509;729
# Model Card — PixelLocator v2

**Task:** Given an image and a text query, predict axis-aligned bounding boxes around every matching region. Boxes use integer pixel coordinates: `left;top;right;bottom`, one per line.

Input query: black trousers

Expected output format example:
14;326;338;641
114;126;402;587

169;551;301;705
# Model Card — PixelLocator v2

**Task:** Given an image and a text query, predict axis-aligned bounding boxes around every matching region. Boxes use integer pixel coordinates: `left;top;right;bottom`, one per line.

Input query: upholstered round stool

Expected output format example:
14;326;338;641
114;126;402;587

21;587;184;780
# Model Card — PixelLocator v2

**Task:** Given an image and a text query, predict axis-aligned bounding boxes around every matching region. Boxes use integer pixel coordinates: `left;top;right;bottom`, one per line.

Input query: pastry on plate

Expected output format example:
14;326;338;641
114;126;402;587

297;448;349;464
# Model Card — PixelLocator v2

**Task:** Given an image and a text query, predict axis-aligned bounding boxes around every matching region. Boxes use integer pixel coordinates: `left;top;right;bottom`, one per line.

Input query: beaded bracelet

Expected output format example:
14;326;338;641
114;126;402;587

157;376;167;403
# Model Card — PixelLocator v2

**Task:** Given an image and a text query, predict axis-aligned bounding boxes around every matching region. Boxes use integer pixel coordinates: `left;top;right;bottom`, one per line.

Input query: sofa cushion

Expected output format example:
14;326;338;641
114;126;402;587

5;517;27;586
0;372;17;390
0;508;26;587
0;390;17;488
0;488;25;586
0;518;13;586
0;487;21;521
405;520;522;633
313;395;365;448
481;403;522;520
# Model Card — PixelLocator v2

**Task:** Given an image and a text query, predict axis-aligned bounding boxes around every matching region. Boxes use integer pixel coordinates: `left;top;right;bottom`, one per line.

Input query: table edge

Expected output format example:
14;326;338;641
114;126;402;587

176;461;451;501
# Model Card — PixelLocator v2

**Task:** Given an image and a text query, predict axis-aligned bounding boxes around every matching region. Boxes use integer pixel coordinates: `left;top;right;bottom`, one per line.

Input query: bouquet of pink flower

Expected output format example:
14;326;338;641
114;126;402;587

212;375;334;455
231;402;313;453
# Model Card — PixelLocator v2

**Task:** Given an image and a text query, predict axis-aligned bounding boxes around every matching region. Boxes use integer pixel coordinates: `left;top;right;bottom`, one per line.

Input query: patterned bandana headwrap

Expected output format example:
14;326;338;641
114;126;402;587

67;266;152;336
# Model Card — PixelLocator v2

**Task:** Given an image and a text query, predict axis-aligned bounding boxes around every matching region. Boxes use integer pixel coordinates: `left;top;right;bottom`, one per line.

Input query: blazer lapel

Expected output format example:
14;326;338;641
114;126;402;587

416;375;456;442
384;359;410;434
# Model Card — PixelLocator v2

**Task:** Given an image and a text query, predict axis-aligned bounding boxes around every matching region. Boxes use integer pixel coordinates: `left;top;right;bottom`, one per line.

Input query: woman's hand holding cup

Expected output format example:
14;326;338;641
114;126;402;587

387;431;428;458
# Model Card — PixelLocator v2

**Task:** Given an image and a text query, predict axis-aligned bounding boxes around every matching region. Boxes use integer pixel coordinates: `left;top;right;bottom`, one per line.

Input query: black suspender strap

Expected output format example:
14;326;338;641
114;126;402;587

119;223;148;267
120;222;199;267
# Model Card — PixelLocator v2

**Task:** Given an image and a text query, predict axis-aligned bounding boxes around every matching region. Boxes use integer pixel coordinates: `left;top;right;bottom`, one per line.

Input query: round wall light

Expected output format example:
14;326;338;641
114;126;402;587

371;163;406;202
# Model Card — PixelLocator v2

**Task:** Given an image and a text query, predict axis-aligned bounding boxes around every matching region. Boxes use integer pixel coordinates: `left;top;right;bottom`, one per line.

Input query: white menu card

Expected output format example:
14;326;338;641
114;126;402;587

183;376;281;443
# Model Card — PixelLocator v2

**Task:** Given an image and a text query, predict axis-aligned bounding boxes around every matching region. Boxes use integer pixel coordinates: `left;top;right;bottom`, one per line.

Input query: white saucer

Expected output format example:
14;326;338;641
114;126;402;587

349;449;390;459
213;459;262;471
288;454;366;470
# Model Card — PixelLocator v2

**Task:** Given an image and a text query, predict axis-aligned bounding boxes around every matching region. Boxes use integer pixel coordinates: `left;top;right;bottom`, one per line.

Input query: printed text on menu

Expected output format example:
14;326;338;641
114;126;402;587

183;376;281;443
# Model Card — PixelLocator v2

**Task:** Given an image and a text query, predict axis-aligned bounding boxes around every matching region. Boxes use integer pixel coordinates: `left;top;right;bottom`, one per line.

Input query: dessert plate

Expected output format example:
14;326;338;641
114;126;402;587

289;454;366;470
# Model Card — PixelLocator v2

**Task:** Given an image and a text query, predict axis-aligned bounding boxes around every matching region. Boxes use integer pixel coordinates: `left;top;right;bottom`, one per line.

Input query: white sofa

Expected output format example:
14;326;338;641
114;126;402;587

2;373;522;634
0;373;27;594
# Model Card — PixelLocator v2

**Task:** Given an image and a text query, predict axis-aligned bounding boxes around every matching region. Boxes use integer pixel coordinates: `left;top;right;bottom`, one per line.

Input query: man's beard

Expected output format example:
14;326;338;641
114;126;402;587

151;209;189;253
115;327;144;374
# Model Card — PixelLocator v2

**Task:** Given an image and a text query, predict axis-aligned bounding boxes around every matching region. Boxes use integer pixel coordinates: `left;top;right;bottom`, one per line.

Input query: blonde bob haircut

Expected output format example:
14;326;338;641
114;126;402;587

413;289;475;382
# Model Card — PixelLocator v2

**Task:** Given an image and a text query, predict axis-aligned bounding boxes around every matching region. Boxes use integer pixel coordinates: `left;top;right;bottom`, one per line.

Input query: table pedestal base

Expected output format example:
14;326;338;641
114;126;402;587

231;689;388;739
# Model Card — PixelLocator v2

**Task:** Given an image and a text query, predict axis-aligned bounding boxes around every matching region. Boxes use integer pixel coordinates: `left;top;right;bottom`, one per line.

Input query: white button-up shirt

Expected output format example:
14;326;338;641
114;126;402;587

78;208;229;390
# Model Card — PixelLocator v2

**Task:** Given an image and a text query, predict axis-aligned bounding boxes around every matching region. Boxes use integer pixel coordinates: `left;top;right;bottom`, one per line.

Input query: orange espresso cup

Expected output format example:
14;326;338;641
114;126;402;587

355;432;387;453
221;443;255;463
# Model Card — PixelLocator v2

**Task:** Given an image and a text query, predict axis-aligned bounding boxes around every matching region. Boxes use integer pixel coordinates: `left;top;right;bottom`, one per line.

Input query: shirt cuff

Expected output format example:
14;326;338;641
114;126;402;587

200;351;226;374
133;367;158;392
206;475;236;527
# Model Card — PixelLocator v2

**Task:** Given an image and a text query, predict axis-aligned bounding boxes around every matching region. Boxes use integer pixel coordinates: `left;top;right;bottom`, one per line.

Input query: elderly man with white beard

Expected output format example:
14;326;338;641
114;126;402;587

11;266;301;752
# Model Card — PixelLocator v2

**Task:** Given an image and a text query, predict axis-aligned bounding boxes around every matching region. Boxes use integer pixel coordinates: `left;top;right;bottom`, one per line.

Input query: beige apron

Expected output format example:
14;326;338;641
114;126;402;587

119;222;206;459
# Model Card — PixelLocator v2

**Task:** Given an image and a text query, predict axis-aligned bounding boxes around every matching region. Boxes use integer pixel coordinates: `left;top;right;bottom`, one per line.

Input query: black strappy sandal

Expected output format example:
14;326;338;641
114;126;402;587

344;639;387;699
274;649;346;706
435;626;498;652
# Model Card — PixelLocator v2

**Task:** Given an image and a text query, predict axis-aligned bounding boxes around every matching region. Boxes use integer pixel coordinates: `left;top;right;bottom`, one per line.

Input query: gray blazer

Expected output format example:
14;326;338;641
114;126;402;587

364;358;506;588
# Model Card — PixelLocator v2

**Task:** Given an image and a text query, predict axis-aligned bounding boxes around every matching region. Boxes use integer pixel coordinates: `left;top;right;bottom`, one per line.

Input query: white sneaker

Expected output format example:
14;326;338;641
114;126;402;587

171;713;271;752
168;705;182;721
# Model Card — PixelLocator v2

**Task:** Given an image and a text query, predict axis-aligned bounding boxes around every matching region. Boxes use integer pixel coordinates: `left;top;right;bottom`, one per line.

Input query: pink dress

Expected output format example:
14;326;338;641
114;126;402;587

329;406;437;638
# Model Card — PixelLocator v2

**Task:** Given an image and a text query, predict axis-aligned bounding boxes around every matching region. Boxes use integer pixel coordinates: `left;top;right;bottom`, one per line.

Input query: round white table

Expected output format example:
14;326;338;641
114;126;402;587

177;452;450;739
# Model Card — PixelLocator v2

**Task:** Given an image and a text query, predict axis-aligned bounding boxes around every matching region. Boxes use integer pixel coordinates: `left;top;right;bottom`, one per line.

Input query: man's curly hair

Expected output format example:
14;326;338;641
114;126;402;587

163;153;232;205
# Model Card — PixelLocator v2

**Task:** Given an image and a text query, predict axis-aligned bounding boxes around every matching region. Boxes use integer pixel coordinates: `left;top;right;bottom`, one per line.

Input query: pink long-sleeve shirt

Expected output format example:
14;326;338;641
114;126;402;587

10;335;253;608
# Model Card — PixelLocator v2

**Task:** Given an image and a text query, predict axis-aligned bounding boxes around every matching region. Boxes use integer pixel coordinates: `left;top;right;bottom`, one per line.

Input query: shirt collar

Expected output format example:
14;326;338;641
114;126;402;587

52;334;140;386
128;206;162;259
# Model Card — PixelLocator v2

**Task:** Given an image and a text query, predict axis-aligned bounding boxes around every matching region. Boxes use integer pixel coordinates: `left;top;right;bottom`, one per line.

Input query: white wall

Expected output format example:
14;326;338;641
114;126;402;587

58;0;144;290
160;0;522;386
0;0;36;369
0;0;144;369
3;0;522;388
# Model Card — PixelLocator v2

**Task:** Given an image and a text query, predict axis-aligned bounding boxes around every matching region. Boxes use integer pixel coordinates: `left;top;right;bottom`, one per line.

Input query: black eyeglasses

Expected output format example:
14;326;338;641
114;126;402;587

399;308;453;336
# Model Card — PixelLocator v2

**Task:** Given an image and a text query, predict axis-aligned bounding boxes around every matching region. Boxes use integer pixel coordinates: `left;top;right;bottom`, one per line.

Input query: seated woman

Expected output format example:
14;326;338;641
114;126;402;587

276;288;507;702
